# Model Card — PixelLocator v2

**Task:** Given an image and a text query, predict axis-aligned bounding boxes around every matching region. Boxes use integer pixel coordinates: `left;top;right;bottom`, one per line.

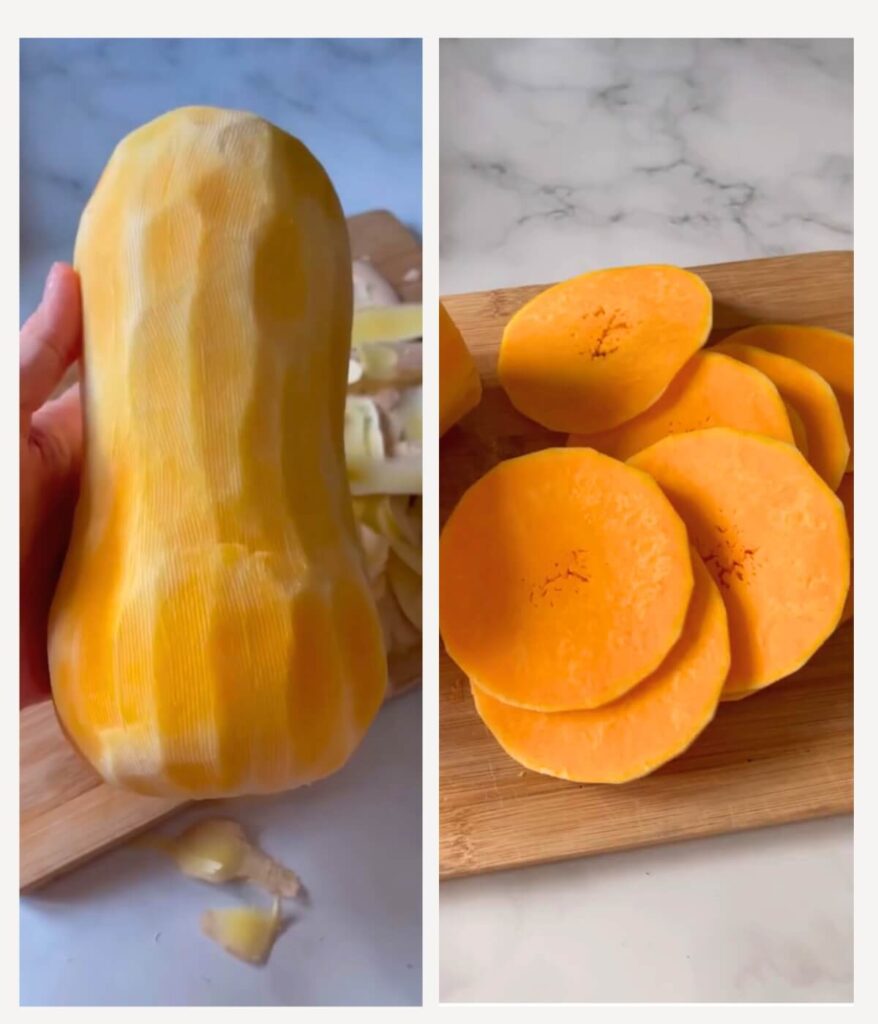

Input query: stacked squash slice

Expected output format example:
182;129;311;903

440;265;852;784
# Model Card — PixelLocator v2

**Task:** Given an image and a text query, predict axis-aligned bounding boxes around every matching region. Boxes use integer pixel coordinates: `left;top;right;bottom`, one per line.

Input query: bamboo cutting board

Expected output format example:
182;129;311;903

440;250;853;881
21;209;422;892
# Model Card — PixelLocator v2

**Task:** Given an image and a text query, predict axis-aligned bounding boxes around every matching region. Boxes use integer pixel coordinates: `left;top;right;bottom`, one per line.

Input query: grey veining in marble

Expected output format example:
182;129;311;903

21;38;422;319
440;38;852;293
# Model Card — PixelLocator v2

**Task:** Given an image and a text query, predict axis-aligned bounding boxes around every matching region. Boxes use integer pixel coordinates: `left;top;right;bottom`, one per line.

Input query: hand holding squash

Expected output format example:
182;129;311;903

19;263;83;709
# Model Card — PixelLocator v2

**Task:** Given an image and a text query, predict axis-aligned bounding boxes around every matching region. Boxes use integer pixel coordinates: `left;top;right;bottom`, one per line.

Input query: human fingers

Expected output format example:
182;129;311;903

20;263;82;418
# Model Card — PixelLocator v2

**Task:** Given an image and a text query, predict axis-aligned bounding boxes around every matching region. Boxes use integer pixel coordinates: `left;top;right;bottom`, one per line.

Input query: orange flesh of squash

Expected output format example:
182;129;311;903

784;401;809;457
630;428;849;697
440;447;694;711
471;550;730;783
837;473;853;624
440;302;482;435
566;351;794;460
499;265;713;434
722;324;853;470
713;342;849;489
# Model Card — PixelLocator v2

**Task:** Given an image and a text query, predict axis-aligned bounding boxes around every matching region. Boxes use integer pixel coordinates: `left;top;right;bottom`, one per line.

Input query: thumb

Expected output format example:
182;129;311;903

20;263;82;419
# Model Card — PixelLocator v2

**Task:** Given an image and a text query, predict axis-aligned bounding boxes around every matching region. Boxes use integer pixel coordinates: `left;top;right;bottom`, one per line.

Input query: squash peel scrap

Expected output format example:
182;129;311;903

201;898;283;966
346;266;422;697
160;818;303;898
353;303;422;345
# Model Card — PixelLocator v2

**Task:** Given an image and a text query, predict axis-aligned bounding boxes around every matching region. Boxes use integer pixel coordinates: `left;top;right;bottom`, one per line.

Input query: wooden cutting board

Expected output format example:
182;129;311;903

21;209;422;893
440;250;853;881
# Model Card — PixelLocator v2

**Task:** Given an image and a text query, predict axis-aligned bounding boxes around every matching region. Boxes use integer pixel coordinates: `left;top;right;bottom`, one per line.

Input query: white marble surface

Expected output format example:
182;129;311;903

441;38;852;294
19;38;422;1007
439;38;852;1004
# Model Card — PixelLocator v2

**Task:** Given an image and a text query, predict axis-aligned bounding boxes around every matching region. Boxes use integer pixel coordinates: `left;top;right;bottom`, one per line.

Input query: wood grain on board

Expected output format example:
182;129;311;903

21;210;422;892
440;250;853;881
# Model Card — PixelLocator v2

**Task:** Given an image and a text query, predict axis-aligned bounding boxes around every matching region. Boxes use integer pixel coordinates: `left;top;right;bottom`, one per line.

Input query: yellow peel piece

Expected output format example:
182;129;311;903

357;521;391;583
201;897;283;966
397;386;423;443
358;342;421;384
345;396;386;471
164;819;303;898
353;303;422;345
376;585;421;652
354;496;421;573
387;551;422;631
348;454;422;496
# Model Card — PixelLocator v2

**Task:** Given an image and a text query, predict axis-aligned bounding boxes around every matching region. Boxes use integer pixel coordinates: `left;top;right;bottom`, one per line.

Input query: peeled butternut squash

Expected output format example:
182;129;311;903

630;428;849;697
714;342;849;489
440;447;693;711
472;550;730;783
48;107;387;797
722;324;853;469
499;265;712;433
440;302;482;435
567;351;794;459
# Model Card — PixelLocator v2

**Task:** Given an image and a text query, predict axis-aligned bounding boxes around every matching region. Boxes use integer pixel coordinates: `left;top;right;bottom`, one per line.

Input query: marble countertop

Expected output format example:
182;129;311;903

439;38;852;1004
19;38;422;1007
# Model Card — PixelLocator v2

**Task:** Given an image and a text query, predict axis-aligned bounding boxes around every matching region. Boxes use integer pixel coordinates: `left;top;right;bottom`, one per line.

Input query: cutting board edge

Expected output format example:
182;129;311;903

439;249;854;304
439;803;853;882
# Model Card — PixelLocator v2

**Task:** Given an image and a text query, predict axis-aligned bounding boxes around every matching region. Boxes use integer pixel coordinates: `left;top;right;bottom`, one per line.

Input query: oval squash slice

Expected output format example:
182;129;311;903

499;265;712;433
723;324;853;469
713;342;849;489
471;551;730;783
567;351;795;459
630;428;849;697
440;447;694;711
440;302;482;435
784;401;809;457
837;473;853;624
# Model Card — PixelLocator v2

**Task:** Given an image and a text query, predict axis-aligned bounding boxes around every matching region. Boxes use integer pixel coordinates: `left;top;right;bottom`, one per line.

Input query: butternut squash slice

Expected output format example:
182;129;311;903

498;265;712;433
440;302;482;435
837;473;853;624
471;551;730;783
784;401;809;457
630;428;849;697
723;324;853;469
48;107;387;797
713;342;849;489
566;351;794;459
440;447;694;711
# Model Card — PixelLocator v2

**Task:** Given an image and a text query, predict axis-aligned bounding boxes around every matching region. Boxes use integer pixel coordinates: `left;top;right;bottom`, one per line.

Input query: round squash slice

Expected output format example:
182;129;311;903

837;473;853;624
723;324;853;469
499;265;712;433
713;342;849;489
471;551;730;783
567;351;795;460
629;428;849;697
784;402;809;457
440;447;694;711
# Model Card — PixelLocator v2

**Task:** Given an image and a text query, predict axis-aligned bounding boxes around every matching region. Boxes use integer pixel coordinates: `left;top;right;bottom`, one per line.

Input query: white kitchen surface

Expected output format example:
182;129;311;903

21;690;422;1007
439;38;852;1003
19;38;422;1007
